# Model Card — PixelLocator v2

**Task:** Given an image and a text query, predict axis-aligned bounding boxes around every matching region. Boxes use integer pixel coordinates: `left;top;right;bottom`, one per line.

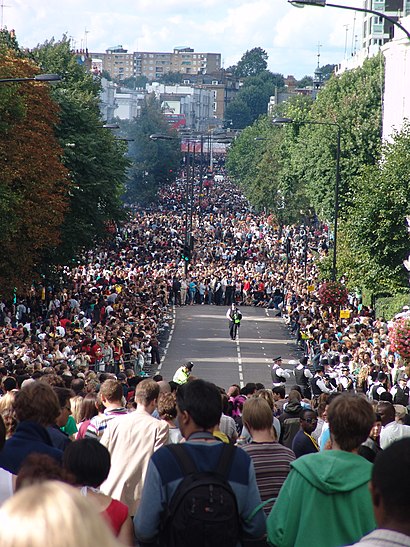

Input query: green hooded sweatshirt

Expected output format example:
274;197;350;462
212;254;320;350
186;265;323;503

267;450;376;547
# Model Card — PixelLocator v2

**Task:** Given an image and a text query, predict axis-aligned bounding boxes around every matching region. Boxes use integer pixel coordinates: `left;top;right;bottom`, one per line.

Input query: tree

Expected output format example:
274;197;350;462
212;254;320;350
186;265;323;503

320;64;336;81
339;124;410;293
120;75;148;89
226;71;284;129
226;115;309;226
0;39;69;295
296;75;313;88
101;70;112;81
158;72;183;85
225;97;253;129
29;37;129;265
272;54;383;223
234;47;268;78
124;96;180;204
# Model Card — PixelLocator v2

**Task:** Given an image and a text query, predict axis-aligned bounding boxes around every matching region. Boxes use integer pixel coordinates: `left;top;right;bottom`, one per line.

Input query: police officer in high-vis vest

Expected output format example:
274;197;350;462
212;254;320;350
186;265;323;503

226;303;242;340
173;362;194;385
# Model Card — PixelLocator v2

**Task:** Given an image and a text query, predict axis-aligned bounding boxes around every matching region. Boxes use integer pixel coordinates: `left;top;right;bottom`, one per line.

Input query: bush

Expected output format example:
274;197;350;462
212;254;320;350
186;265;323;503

375;293;410;321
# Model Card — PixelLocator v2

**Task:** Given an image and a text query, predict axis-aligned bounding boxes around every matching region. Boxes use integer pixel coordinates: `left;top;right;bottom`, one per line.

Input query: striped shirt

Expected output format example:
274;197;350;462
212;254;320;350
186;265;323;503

85;407;128;440
241;441;295;514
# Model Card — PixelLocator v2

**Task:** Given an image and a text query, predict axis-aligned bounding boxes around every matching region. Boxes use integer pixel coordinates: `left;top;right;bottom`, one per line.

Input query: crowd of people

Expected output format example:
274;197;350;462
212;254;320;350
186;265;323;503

0;166;409;546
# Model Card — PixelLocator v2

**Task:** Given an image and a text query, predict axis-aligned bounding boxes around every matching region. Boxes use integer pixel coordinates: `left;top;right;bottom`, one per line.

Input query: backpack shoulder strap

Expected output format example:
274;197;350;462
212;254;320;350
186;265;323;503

165;443;198;474
215;442;235;478
245;497;277;523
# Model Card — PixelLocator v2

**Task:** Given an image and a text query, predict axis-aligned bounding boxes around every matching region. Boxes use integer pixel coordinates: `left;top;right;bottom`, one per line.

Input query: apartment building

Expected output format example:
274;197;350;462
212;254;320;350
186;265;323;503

362;0;410;48
90;46;135;80
90;46;221;81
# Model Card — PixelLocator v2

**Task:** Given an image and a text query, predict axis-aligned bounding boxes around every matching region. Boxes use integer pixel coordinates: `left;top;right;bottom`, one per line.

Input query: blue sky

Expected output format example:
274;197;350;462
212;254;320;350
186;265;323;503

5;0;362;79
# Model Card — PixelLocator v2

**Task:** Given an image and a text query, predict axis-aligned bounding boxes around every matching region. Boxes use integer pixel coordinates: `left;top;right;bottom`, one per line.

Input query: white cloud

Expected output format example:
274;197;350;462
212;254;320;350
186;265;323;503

5;0;362;79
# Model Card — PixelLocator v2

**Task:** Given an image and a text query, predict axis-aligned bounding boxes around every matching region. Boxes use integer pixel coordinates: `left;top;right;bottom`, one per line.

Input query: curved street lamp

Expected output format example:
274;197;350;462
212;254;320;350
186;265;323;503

0;73;61;84
149;133;176;140
273;117;341;281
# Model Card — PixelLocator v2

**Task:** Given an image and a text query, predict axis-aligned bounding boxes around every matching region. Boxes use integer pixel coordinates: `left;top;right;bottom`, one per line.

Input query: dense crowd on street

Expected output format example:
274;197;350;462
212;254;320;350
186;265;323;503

0;165;409;547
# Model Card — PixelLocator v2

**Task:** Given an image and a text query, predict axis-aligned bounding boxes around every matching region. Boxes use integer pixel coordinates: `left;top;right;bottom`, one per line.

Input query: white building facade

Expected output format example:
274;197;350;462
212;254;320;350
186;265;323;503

381;16;410;141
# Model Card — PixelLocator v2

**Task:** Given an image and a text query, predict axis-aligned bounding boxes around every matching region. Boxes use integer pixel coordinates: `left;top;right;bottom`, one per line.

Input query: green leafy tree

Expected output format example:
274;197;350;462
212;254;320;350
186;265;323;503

101;70;112;81
320;64;336;81
120;75;148;89
307;54;383;218
339;124;410;293
124;96;180;204
29;37;129;264
272;55;383;224
158;72;183;85
296;75;313;88
226;71;284;129
225;98;253;129
226;115;309;226
234;47;268;78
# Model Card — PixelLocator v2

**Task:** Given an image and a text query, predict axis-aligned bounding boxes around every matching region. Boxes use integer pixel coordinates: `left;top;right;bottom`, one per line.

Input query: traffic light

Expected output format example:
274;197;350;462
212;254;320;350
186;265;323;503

181;244;191;262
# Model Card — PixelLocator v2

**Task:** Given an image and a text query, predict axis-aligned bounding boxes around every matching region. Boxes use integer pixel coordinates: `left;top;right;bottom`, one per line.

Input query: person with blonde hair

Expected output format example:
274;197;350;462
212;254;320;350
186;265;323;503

0;391;17;439
0;481;121;547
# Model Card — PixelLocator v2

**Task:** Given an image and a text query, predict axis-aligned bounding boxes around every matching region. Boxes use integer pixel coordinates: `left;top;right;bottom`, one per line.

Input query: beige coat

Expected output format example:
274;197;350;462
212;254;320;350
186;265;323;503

100;408;169;515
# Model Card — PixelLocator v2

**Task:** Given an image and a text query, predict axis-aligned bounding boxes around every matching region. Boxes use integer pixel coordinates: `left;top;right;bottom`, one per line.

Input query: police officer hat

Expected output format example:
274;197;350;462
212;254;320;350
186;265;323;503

299;356;308;366
272;356;282;363
185;362;194;370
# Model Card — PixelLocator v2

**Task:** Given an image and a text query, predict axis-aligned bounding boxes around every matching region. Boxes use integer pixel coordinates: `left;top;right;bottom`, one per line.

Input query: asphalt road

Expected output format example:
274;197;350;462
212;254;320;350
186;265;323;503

155;304;302;391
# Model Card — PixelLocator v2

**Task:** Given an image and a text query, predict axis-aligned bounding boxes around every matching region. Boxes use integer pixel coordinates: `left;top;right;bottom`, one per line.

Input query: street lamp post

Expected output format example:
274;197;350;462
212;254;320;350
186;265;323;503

0;74;61;83
288;0;410;41
272;117;341;281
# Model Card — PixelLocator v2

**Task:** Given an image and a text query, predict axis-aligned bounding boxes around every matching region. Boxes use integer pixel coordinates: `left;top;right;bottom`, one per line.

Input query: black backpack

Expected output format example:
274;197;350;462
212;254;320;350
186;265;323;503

159;443;241;547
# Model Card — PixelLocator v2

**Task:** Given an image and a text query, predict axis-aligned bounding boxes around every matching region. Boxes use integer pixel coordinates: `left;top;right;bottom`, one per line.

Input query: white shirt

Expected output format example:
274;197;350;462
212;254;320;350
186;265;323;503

351;529;410;546
315;375;336;394
271;365;291;386
0;468;13;506
380;421;410;449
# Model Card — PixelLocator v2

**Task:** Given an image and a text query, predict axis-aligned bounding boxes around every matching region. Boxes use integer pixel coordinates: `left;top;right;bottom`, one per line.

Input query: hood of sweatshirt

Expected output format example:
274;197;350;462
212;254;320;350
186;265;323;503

291;450;372;494
283;401;302;415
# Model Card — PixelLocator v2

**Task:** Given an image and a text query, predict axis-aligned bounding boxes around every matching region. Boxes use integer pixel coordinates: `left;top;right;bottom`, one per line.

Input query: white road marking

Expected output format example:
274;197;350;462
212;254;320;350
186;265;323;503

156;306;175;374
236;337;244;387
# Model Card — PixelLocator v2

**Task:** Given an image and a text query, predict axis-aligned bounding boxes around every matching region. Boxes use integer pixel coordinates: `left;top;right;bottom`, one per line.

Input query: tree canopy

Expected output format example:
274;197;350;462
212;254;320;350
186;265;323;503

233;47;268;78
122;96;180;204
29;37;129;265
226;70;284;129
338;124;410;294
227;54;388;292
0;35;69;294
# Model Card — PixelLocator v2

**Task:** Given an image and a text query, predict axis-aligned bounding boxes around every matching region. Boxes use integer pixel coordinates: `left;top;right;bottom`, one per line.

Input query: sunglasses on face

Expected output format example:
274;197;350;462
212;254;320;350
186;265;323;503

302;418;318;424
